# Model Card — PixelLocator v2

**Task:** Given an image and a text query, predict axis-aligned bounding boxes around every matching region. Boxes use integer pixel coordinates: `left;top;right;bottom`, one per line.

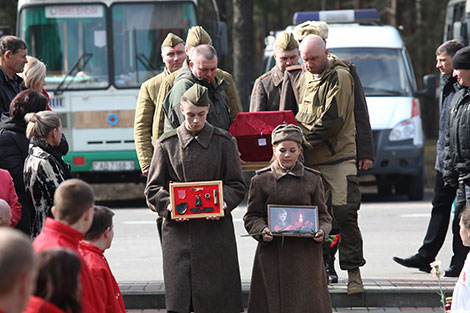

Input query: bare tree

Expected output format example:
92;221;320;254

232;0;254;111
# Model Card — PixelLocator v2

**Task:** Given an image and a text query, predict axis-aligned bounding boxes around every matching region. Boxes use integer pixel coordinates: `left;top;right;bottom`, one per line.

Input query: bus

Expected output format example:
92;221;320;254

16;0;198;183
444;0;470;44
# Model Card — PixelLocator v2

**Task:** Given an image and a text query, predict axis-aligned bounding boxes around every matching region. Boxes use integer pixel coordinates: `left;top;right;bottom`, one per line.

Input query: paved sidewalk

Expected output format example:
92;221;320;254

120;277;456;311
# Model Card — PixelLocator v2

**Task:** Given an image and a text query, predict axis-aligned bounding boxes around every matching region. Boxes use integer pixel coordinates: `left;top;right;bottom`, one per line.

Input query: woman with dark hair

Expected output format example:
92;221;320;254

24;110;72;237
23;248;82;313
0;89;47;235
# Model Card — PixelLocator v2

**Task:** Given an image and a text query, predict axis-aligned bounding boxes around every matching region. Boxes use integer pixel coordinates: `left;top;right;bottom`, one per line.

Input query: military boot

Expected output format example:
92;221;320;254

347;268;364;295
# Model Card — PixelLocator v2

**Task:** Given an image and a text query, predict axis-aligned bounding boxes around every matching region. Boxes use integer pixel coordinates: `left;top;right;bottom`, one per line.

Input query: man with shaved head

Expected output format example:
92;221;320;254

0;228;34;313
295;34;365;294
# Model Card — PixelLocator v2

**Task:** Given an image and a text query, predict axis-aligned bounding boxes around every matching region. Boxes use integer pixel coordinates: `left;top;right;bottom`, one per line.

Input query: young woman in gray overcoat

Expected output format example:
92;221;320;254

244;124;332;313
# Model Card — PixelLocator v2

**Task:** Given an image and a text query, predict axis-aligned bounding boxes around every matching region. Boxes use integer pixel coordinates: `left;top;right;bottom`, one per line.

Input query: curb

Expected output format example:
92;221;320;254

120;279;456;310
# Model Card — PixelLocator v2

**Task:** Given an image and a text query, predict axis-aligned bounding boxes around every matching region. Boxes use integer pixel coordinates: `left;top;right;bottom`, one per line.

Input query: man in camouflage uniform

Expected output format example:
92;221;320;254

249;31;299;112
163;45;232;131
280;21;373;286
295;34;366;294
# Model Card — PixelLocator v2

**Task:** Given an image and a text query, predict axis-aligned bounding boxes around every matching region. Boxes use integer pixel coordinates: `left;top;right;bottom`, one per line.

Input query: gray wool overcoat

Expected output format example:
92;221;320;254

145;122;246;313
244;160;333;313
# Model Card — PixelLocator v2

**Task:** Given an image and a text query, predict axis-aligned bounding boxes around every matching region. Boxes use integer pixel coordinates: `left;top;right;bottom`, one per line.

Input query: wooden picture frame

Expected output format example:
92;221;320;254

267;204;318;237
169;180;224;220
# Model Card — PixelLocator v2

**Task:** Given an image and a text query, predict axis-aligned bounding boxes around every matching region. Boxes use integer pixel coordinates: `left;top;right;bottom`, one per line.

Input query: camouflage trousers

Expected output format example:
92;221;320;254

313;159;366;270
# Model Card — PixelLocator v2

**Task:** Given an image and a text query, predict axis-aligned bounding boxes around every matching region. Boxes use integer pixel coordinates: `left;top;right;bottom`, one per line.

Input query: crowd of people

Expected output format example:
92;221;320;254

2;18;470;313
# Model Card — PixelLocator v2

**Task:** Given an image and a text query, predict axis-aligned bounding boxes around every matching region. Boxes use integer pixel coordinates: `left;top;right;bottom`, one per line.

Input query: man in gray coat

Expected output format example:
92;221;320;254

145;83;246;313
249;31;299;112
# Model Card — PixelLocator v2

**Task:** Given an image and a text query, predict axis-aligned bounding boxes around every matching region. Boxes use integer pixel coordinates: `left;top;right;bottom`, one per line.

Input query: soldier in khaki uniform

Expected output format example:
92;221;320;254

280;21;374;285
249;31;299;112
144;84;246;313
295;34;366;295
155;26;241;138
134;33;186;242
134;33;186;176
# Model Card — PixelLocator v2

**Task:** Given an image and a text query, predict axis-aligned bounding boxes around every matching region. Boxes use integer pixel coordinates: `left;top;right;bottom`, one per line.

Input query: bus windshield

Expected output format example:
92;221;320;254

329;47;413;97
112;2;196;88
18;1;197;91
19;4;109;91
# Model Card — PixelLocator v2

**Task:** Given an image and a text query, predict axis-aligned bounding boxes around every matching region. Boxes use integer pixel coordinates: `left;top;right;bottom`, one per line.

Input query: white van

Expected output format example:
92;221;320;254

262;10;435;200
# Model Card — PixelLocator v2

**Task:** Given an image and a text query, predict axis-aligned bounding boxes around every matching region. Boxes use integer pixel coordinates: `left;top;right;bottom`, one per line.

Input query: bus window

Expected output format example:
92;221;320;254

18;4;109;90
111;2;196;88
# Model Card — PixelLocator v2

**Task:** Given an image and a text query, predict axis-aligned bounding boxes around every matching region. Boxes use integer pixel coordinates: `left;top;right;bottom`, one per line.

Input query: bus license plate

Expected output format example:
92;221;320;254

92;161;134;171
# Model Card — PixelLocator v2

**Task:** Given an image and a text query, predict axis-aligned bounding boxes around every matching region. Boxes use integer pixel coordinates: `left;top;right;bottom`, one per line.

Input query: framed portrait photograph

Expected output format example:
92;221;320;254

267;204;319;237
169;180;224;220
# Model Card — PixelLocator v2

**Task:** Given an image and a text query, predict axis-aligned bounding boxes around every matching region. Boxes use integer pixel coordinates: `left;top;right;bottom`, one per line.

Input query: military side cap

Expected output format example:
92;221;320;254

186;26;212;47
275;31;298;50
294;21;329;42
272;124;303;145
182;83;209;106
161;33;184;49
453;46;470;70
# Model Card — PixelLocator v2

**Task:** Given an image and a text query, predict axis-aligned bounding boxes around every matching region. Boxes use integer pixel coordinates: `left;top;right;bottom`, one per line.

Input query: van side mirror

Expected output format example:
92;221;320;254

415;74;437;98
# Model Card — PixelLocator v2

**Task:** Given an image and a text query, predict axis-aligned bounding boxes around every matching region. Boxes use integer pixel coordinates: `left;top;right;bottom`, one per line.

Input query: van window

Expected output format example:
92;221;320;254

329;47;412;97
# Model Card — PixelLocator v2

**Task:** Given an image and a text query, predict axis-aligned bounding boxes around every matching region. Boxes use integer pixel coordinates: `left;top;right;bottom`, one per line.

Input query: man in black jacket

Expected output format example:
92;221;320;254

394;40;465;277
440;46;470;277
0;36;27;114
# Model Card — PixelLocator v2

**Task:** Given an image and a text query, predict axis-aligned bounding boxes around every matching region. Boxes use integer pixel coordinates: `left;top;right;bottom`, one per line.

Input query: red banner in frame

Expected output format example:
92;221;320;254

169;180;224;220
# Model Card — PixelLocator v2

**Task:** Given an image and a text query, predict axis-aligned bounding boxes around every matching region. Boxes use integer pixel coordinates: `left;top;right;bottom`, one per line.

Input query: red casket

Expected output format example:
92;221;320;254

229;110;297;162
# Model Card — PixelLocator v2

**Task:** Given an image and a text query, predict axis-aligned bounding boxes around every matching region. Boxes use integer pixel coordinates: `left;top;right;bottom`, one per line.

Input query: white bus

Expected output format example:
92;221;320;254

17;0;197;182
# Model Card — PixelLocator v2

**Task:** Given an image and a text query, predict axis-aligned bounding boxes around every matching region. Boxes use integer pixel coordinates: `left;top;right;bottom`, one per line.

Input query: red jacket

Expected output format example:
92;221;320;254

23;296;67;313
33;218;103;313
0;168;21;226
78;241;126;313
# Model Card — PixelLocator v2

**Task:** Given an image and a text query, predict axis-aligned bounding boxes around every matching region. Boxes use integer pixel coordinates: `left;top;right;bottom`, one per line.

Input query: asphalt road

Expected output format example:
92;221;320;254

105;190;454;282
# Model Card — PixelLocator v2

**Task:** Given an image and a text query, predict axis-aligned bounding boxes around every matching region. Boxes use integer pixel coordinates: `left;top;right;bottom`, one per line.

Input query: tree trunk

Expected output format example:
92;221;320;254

233;0;254;111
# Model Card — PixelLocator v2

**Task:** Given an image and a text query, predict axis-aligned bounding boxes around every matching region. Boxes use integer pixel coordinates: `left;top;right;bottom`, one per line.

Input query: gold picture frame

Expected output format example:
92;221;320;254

169;180;224;220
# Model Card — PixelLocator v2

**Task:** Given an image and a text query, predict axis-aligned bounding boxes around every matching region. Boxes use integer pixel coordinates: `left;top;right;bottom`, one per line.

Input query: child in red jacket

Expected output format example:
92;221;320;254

78;205;126;313
0;168;21;227
33;179;102;313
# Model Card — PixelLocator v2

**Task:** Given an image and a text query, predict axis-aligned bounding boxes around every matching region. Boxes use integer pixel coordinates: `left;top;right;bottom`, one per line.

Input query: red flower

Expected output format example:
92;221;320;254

294;221;302;228
330;234;340;247
274;225;281;231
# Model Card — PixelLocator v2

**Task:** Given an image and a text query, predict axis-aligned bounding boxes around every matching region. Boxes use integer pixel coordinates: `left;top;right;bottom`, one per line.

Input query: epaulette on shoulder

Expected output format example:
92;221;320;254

213;127;234;140
255;166;272;175
305;166;321;175
259;71;272;81
158;129;177;143
342;60;352;66
286;64;302;72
